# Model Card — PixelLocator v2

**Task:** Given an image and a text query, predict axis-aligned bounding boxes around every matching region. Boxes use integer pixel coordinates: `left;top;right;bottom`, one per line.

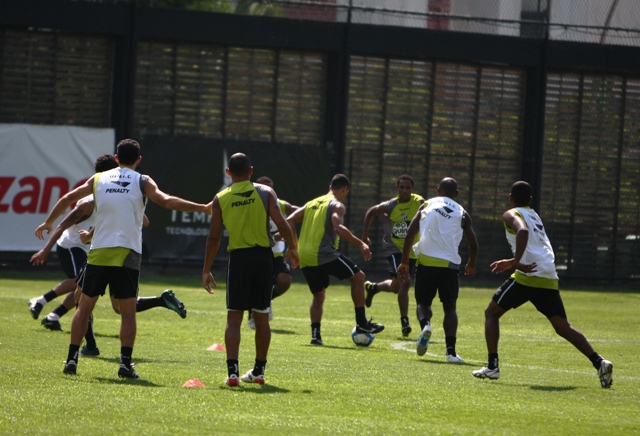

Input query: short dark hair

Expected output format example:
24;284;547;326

330;174;350;190
94;154;118;172
510;181;532;206
397;174;414;187
439;177;458;197
116;139;140;165
256;176;273;188
227;153;252;176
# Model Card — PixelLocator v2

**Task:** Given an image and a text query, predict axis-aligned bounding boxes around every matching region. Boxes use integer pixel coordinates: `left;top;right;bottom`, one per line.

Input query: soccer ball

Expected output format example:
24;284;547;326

351;326;375;347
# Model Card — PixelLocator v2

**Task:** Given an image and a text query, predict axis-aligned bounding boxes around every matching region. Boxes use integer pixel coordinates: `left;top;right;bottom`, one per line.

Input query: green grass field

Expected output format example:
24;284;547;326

1;270;638;435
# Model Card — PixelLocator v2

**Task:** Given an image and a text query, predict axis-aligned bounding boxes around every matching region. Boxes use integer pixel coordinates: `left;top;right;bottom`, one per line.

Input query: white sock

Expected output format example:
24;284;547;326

46;313;60;321
37;296;47;306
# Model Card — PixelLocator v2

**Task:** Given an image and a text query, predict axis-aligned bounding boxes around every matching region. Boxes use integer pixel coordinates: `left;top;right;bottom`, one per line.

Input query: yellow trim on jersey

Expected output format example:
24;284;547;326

512;271;559;290
417;254;450;268
88;247;131;267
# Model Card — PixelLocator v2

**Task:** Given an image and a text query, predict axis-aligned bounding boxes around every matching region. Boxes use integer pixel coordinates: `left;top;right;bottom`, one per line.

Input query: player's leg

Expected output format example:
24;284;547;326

533;290;613;387
109;266;140;378
414;265;439;356
41;292;77;330
225;310;243;385
438;268;462;361
302;265;330;345
364;254;401;307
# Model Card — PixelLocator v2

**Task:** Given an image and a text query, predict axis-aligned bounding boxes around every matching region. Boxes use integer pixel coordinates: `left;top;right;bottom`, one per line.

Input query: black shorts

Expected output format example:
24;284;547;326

301;254;360;294
80;264;139;299
57;244;87;278
414;265;460;306
227;247;274;311
387;252;416;278
493;278;567;319
273;255;292;279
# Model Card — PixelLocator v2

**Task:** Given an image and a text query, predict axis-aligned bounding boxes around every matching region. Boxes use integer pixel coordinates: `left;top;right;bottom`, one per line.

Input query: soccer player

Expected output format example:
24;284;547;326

202;153;299;386
246;176;299;329
472;181;613;388
36;139;210;379
27;154;117;326
286;174;384;346
361;174;424;337
398;177;478;362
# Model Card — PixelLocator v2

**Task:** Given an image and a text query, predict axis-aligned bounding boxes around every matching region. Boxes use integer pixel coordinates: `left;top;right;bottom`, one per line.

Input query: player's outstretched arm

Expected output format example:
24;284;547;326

268;190;299;269
398;211;421;278
144;176;211;214
31;199;94;266
202;196;222;294
362;203;386;246
462;211;478;276
35;177;95;239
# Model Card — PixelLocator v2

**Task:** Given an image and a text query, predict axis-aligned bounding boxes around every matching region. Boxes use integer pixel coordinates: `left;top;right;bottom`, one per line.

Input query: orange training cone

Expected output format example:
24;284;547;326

182;379;206;388
207;343;226;351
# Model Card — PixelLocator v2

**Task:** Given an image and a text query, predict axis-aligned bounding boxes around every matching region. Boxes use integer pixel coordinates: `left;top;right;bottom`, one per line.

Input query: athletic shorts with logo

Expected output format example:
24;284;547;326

57;244;87;278
80;264;140;299
493;277;567;319
387;252;416;278
301;253;360;294
227;246;274;311
414;265;459;306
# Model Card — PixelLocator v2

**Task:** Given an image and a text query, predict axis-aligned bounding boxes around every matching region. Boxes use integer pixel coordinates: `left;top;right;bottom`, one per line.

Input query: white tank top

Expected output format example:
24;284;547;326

56;194;95;253
90;167;146;254
506;207;558;280
413;196;464;265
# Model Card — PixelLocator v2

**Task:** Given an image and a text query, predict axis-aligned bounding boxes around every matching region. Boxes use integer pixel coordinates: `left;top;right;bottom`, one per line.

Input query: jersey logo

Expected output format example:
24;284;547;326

443;206;453;214
111;181;131;188
392;221;408;239
401;213;408;221
233;190;254;198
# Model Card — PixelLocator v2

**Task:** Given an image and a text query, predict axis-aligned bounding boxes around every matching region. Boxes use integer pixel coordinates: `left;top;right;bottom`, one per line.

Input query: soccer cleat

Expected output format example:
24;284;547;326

241;370;265;384
401;319;412;338
598;359;613;388
247;312;256;330
225;374;239;386
472;366;500;380
310;338;324;346
161;290;187;319
41;317;62;331
29;298;43;320
63;360;77;375
356;318;385;334
364;281;379;308
446;354;464;363
118;364;140;379
80;346;100;356
416;324;432;356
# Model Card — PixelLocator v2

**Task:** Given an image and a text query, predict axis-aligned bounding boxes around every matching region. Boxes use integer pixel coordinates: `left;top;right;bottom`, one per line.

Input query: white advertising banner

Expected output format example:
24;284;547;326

0;124;114;251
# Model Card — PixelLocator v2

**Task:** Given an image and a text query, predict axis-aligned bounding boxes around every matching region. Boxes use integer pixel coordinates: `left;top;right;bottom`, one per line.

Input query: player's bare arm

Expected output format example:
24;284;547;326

202;196;222;294
144;176;212;214
31;199;94;265
331;203;371;261
268;190;299;269
362;203;387;246
398;210;421;278
462;211;479;276
490;210;537;274
35;176;95;239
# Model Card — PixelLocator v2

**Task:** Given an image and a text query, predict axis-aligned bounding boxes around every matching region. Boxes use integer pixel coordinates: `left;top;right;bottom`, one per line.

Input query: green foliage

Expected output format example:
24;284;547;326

135;0;281;15
1;271;638;434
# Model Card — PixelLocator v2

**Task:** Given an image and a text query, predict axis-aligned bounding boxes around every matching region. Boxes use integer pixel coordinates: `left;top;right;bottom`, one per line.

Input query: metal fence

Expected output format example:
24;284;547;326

1;0;639;281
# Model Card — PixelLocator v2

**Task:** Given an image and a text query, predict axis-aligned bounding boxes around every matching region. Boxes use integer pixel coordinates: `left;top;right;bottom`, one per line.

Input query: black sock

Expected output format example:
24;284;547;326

53;305;69;318
253;359;267;376
311;322;321;339
136;296;163;312
419;318;430;330
401;316;409;325
120;347;133;368
44;290;57;303
488;353;499;370
355;307;367;326
85;314;97;349
67;344;80;364
227;359;239;377
589;352;603;370
445;336;457;356
371;283;378;292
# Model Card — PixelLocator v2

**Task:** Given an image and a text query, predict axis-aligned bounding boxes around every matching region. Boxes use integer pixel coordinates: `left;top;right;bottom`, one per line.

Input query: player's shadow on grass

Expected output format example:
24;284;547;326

303;344;355;351
530;385;576;392
417;359;475;367
95;377;160;387
272;329;296;335
226;385;290;394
